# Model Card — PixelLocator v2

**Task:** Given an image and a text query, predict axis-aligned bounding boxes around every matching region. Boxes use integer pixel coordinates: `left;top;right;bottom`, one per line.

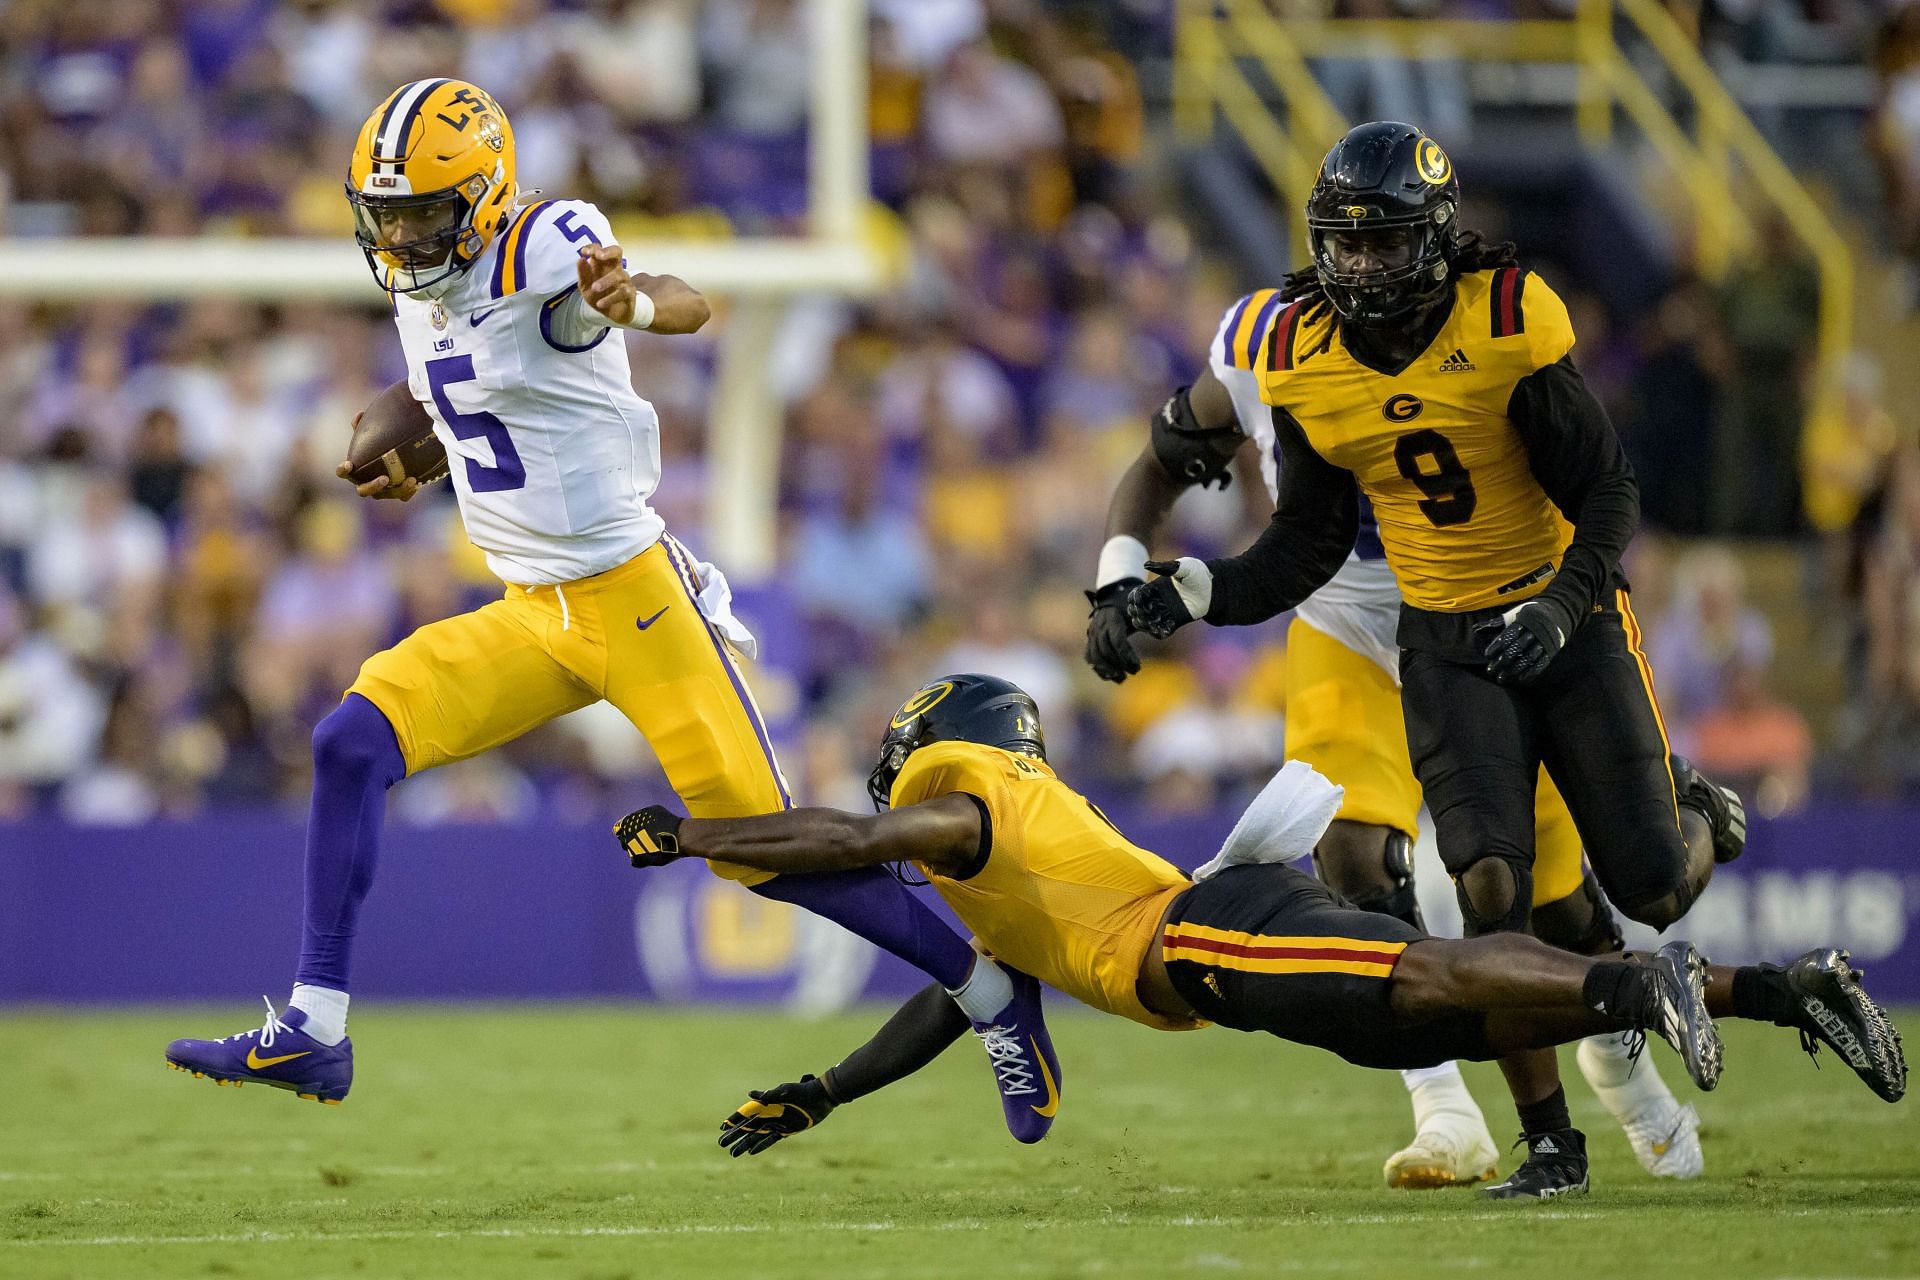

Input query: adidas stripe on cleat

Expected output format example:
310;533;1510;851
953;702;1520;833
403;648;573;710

1480;1128;1589;1200
1646;941;1723;1091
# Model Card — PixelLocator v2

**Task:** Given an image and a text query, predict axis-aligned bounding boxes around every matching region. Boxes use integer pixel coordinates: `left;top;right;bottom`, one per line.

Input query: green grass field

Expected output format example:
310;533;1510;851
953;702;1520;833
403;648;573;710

2;1005;1915;1279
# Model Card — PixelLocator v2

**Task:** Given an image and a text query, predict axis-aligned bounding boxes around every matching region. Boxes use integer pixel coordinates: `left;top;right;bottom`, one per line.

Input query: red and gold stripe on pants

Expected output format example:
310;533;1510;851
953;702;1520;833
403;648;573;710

1162;922;1407;978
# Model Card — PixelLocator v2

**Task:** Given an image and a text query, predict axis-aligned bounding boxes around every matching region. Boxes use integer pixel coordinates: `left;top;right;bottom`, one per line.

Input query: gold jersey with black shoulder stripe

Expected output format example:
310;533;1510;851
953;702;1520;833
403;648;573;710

1254;268;1577;613
890;740;1203;1032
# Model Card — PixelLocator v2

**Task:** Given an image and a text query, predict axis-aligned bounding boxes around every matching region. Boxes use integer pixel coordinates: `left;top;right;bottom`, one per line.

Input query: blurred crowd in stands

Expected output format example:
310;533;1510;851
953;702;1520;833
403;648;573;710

0;0;1915;826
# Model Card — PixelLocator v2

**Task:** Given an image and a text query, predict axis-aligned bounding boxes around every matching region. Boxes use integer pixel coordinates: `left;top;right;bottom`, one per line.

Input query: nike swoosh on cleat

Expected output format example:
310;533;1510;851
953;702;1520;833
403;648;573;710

470;307;500;326
635;607;669;630
1029;1039;1059;1117
245;1048;312;1069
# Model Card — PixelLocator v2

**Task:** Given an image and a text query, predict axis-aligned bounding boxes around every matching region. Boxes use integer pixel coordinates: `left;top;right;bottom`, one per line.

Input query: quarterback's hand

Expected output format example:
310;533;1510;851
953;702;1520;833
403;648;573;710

1126;558;1212;640
1479;598;1576;685
337;411;422;501
335;458;421;501
1085;578;1144;682
614;804;686;867
577;244;641;327
718;1076;837;1158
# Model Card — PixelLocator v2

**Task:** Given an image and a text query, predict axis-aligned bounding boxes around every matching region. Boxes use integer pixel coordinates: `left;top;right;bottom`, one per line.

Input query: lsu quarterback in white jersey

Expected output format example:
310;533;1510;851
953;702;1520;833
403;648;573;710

1081;287;1702;1186
165;80;1065;1143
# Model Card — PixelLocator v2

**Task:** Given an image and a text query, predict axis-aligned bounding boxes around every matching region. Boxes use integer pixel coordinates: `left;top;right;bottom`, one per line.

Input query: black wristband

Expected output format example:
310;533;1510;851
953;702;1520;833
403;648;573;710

1086;578;1142;612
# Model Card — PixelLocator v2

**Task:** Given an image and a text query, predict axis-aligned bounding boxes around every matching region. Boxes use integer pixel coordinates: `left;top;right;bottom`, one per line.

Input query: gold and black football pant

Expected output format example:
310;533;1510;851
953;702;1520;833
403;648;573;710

1399;589;1686;935
1162;865;1495;1070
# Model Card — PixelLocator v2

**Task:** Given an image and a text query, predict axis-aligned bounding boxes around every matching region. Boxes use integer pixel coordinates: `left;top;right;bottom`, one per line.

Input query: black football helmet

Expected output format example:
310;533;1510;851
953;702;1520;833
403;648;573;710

866;674;1047;810
1306;121;1462;327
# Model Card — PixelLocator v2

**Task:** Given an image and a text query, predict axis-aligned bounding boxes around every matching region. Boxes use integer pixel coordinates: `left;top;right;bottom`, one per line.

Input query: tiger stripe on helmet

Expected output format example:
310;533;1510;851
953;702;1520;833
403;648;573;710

372;77;452;173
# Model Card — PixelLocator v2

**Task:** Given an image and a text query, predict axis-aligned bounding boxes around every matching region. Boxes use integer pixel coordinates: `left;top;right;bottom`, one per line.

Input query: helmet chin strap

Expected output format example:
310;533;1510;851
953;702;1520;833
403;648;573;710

405;273;461;302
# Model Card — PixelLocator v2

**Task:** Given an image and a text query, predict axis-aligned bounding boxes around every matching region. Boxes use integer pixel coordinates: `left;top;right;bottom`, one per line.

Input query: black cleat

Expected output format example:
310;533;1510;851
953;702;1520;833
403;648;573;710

1479;1128;1588;1201
1784;949;1907;1103
1672;755;1746;863
1646;941;1723;1092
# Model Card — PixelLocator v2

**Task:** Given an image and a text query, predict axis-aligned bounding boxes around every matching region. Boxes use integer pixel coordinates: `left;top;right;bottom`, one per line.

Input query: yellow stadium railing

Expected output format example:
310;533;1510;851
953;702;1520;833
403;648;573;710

1175;0;1849;450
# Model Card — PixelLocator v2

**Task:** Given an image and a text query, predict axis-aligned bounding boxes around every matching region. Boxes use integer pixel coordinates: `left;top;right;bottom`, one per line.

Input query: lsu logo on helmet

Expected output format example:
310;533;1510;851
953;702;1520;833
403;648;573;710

346;79;518;296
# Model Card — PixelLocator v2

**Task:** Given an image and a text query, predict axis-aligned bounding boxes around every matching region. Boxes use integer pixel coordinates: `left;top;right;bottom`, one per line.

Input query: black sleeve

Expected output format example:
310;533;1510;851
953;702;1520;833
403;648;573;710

1508;356;1638;623
1201;407;1359;627
821;981;971;1103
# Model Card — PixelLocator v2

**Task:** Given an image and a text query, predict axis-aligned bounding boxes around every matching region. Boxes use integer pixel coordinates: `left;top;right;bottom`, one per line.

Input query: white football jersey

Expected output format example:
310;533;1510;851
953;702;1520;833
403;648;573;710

1209;289;1402;678
390;197;664;585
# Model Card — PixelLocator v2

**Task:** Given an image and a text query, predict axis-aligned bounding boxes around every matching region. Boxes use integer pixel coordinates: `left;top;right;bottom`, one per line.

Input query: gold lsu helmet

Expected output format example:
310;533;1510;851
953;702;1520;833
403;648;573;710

346;78;516;295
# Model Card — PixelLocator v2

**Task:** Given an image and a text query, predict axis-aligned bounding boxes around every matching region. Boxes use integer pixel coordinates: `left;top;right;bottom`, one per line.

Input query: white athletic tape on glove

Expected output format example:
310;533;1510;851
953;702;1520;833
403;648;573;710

1162;557;1213;620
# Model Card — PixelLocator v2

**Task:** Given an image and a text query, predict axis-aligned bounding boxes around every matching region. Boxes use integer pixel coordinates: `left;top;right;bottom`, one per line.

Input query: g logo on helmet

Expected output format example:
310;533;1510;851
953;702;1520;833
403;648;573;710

1341;205;1370;219
1382;394;1424;422
890;682;954;729
1415;138;1451;186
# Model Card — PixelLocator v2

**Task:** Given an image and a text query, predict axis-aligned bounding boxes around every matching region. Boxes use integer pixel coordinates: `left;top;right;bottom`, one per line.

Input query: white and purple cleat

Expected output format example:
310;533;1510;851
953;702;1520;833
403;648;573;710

970;968;1062;1143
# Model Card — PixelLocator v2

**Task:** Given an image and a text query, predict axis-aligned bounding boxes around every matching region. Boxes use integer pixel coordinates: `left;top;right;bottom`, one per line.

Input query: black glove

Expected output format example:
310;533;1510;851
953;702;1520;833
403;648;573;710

1084;578;1144;682
613;804;685;867
1479;598;1577;685
1126;559;1205;639
718;1075;837;1158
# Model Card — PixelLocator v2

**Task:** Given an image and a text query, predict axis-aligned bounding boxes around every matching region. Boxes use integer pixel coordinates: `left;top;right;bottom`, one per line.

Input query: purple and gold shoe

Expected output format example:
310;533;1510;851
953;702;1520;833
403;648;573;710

970;968;1061;1144
165;997;352;1104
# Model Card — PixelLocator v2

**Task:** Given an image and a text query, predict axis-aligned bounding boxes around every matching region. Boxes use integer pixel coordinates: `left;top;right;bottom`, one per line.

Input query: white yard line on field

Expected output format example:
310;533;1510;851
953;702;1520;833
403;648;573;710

5;1204;1914;1250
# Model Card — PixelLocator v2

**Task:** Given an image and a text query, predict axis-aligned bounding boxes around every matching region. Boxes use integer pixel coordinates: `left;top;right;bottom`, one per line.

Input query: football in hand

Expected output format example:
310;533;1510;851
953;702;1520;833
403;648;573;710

346;380;449;488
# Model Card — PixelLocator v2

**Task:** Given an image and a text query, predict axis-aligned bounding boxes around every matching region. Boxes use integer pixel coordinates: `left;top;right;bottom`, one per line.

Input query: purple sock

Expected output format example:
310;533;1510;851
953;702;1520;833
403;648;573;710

752;866;975;989
293;694;406;992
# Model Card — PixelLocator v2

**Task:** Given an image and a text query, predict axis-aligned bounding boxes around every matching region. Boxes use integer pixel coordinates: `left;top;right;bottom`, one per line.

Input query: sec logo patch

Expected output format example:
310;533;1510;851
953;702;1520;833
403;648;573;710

1383;394;1424;422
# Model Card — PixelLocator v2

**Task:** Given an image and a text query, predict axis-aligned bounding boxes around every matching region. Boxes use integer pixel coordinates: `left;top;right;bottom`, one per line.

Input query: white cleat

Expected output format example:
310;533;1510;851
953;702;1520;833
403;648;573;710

1383;1113;1500;1190
1618;1099;1703;1180
1578;1034;1705;1179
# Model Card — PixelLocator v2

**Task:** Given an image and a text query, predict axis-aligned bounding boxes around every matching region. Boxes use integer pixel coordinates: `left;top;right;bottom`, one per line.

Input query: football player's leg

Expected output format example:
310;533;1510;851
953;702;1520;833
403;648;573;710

1286;621;1495;1187
1535;593;1719;931
167;597;594;1099
598;540;975;989
1532;783;1705;1179
1391;936;1722;1094
1400;649;1584;1198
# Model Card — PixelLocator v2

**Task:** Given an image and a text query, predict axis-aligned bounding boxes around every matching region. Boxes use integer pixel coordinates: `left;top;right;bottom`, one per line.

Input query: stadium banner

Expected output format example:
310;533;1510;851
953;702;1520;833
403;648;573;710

1;804;1914;1005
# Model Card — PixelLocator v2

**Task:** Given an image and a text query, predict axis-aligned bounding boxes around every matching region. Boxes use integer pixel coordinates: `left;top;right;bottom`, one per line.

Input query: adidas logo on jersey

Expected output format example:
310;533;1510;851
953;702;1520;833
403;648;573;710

1438;348;1476;372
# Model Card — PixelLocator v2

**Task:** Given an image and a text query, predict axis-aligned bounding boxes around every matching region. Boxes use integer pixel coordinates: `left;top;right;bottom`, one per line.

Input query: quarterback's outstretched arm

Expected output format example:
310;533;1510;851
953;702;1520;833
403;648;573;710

574;244;711;334
614;796;984;879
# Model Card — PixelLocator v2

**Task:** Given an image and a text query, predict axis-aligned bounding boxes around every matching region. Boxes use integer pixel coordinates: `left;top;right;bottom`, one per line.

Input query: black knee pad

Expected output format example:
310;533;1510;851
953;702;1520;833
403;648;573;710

1530;874;1625;955
1455;854;1533;936
1335;830;1426;930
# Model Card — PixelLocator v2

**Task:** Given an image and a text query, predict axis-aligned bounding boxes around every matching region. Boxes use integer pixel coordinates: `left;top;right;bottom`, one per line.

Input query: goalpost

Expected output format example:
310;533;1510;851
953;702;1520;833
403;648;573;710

0;0;888;582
